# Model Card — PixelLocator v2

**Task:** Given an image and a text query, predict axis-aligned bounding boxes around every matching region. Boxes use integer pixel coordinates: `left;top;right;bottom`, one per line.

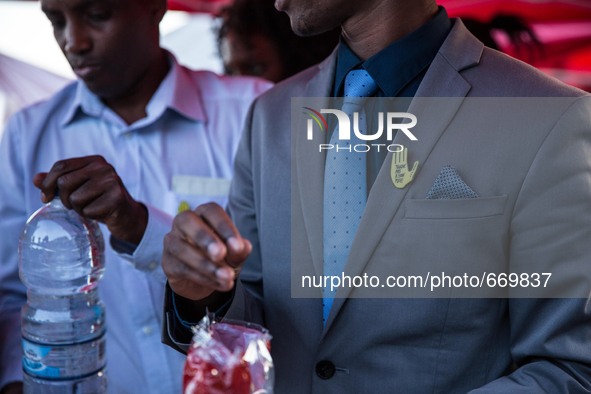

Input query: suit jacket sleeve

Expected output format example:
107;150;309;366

224;98;265;324
470;97;591;392
161;100;265;353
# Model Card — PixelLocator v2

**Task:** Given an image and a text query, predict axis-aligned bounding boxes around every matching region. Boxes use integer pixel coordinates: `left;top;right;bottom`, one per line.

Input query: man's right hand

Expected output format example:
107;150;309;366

162;203;252;301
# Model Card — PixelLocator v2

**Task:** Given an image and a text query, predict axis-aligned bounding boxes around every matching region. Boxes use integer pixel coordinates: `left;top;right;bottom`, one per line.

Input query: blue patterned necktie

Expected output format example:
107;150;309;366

323;70;378;325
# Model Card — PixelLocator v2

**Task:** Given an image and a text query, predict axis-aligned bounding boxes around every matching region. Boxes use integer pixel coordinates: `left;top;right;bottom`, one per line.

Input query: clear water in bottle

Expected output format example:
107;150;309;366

19;197;107;393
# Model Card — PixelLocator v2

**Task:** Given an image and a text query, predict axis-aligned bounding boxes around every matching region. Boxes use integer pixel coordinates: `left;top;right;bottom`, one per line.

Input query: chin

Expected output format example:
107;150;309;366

82;81;105;96
290;16;320;37
289;10;340;37
83;82;120;101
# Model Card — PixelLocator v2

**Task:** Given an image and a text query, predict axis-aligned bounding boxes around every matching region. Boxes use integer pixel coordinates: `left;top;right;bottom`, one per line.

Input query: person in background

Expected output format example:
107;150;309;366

0;53;69;133
0;0;270;392
462;14;542;58
161;0;591;392
216;0;340;82
463;15;591;92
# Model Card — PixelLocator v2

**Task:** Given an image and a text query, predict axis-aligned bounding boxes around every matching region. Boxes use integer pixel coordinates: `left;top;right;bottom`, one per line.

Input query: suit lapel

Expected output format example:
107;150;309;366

294;53;337;279
324;20;484;331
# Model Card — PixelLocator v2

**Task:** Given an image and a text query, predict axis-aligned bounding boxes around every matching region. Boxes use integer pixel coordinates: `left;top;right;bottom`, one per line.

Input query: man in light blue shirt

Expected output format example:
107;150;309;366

0;0;270;392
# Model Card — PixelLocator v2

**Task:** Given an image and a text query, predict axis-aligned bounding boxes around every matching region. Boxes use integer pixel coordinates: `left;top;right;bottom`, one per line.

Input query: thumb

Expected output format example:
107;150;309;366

33;172;47;188
33;173;53;202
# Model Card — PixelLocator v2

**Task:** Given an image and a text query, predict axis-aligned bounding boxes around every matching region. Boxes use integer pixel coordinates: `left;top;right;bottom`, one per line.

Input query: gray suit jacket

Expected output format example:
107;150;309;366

164;20;591;393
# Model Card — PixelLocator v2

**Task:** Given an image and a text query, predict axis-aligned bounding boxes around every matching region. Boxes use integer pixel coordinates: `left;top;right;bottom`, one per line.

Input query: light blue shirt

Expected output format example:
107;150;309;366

0;56;270;393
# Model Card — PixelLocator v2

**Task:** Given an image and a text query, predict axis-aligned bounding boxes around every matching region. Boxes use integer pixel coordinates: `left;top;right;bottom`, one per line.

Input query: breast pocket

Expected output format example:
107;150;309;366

163;175;232;215
404;195;507;219
379;195;510;287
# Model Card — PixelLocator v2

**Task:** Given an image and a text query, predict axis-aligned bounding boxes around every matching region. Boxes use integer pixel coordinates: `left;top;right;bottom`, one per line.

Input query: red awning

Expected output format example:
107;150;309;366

167;0;591;89
439;0;591;89
438;0;591;22
168;0;231;13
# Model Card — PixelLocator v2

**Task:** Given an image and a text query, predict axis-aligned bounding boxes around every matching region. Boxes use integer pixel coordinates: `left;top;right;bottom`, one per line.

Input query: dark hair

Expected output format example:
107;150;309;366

463;14;542;61
216;0;340;79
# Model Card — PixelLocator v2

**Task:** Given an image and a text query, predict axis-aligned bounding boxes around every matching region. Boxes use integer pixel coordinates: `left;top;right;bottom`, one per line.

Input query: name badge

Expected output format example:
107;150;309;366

172;175;231;196
172;176;232;213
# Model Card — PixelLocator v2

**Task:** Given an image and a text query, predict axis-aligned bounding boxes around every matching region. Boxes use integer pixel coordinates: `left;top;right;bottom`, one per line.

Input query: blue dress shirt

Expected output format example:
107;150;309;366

0;55;270;393
331;8;451;189
333;7;451;98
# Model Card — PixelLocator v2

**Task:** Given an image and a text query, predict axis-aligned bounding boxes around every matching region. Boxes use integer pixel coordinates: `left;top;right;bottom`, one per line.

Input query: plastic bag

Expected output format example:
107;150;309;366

183;315;274;394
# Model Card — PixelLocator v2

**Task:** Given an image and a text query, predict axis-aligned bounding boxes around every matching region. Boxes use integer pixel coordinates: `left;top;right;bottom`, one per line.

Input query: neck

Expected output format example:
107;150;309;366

103;51;169;125
342;1;439;60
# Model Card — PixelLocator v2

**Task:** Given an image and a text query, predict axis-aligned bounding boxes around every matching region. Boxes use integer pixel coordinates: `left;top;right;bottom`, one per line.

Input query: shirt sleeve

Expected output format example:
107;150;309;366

161;282;236;353
161;99;266;355
0;115;27;388
110;204;171;283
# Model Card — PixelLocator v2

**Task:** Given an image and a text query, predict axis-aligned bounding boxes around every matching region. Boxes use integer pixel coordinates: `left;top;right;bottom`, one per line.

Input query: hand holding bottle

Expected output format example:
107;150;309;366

33;155;147;245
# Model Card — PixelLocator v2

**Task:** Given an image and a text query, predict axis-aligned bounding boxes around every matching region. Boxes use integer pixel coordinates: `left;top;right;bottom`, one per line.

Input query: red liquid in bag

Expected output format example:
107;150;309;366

183;320;272;394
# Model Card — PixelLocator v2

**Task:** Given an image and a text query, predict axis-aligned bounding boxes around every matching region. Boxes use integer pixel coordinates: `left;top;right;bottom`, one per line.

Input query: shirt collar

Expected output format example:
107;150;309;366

333;6;451;97
61;52;206;128
61;80;104;126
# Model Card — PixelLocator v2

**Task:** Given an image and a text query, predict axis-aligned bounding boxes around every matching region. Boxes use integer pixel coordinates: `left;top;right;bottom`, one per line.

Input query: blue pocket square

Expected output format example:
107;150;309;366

426;166;479;199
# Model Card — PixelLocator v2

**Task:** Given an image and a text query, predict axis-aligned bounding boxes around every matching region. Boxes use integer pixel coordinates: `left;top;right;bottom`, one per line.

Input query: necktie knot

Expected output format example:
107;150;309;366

344;69;378;98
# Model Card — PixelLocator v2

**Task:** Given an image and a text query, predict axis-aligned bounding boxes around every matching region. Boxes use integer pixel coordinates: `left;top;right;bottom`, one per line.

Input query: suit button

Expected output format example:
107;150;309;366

316;360;335;379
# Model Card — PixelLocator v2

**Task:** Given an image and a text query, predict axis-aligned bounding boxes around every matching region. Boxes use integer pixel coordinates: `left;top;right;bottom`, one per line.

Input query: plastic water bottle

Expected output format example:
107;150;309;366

18;196;107;393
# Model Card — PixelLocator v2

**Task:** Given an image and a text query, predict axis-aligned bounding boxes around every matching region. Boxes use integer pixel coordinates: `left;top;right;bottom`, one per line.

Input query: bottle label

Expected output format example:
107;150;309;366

21;333;106;380
22;341;62;378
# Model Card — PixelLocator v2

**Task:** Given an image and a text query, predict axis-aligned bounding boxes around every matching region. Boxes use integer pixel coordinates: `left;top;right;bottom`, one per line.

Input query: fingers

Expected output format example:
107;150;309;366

163;204;252;299
393;149;401;165
393;148;408;166
35;156;108;208
194;203;252;267
410;160;419;176
163;231;232;294
33;173;50;201
173;208;228;263
33;156;146;243
66;171;122;219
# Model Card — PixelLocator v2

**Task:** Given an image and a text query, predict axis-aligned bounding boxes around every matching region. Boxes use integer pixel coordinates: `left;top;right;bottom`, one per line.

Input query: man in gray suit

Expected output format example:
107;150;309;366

161;0;591;392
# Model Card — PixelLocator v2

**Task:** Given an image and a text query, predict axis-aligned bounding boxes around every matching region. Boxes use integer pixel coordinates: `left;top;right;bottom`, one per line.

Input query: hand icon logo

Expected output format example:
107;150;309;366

390;147;419;189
